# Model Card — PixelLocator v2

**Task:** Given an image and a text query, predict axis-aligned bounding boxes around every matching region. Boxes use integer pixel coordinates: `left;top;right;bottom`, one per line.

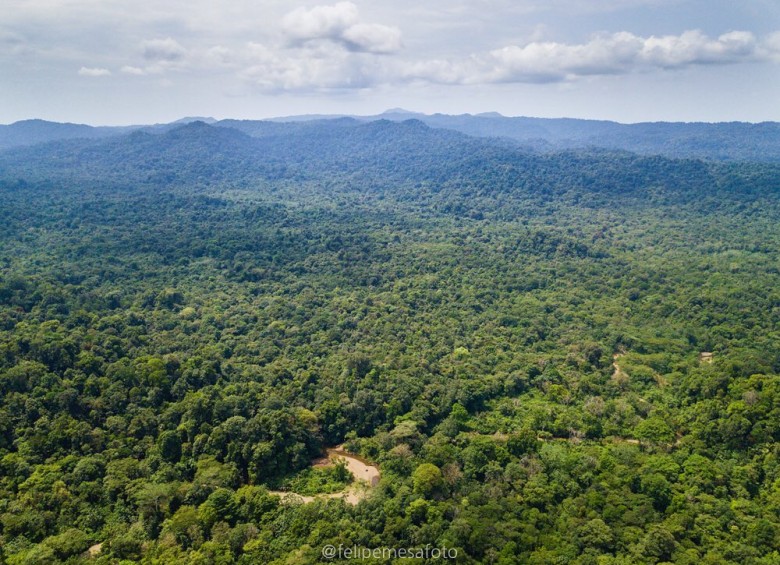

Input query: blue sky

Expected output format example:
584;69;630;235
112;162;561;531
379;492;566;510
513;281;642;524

1;0;778;124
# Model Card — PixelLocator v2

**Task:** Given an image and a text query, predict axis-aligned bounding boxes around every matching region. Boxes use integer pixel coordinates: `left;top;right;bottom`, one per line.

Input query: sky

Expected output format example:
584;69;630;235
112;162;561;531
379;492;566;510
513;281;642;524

1;0;779;125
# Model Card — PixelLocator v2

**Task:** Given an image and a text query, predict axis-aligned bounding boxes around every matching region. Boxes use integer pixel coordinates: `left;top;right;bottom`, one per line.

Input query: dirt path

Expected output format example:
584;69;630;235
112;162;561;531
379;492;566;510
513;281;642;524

612;352;625;377
611;352;629;387
268;446;380;505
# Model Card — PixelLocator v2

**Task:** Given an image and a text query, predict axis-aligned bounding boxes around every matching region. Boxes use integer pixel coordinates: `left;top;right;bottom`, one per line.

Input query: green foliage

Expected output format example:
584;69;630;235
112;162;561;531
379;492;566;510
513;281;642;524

0;120;778;563
41;528;93;560
278;462;352;496
412;463;444;497
635;417;675;444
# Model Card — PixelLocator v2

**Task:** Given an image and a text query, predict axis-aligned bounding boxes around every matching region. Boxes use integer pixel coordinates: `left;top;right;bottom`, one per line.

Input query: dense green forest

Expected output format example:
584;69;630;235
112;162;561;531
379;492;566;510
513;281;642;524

0;119;778;563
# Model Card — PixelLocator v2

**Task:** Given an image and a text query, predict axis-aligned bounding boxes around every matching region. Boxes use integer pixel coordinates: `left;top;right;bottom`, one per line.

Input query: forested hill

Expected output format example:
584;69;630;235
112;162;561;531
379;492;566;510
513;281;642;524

0;114;779;563
2;113;779;163
0;120;126;151
356;112;780;163
1;119;777;216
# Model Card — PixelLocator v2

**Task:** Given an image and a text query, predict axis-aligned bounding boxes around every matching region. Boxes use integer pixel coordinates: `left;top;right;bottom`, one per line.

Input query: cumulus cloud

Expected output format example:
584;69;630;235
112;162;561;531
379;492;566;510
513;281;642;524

231;2;402;91
283;2;358;41
640;30;758;68
78;66;111;77
403;30;777;85
282;2;402;54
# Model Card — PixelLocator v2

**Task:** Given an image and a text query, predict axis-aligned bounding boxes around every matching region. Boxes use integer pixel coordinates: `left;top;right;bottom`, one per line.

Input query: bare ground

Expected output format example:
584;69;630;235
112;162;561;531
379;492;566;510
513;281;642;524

268;446;380;505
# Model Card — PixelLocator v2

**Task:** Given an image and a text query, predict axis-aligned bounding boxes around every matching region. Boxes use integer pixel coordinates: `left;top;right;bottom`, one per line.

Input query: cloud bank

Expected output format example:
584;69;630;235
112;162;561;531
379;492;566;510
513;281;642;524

405;30;777;85
234;26;779;92
46;2;778;93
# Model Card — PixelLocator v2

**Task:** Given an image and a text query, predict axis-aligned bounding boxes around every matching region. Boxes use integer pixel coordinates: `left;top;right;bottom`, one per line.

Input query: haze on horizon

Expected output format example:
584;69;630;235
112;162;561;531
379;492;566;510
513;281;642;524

1;0;779;126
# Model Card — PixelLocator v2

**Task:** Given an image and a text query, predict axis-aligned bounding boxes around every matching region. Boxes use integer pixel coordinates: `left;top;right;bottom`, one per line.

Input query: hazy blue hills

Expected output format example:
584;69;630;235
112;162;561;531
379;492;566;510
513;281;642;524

0;117;216;152
271;110;780;163
2;112;779;162
0;119;125;151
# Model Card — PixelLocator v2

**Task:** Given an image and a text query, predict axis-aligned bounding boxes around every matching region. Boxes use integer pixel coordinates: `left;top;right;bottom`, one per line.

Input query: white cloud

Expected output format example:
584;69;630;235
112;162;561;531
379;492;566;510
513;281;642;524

282;2;402;54
639;30;758;68
78;66;111;77
403;30;778;85
283;2;359;42
121;65;146;75
227;2;403;92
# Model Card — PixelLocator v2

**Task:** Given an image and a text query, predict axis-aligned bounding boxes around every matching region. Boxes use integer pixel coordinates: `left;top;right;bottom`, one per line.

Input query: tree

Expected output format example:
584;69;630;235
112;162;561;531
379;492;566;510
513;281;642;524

163;505;203;549
636;417;675;445
158;430;182;463
577;518;614;551
412;463;444;497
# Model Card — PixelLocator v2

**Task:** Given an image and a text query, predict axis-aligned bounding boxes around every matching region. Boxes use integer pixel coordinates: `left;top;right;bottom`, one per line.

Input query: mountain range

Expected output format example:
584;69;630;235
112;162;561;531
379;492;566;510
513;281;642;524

2;110;779;163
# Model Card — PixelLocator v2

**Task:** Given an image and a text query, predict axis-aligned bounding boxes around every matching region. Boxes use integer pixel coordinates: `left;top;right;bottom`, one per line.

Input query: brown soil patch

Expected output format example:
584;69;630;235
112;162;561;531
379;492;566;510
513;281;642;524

269;446;380;505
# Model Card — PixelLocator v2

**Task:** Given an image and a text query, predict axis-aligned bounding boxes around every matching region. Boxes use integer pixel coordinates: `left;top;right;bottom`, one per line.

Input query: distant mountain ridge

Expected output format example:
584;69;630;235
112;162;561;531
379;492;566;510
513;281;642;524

348;111;780;163
2;118;776;217
0;117;216;151
1;111;779;162
0;119;127;151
